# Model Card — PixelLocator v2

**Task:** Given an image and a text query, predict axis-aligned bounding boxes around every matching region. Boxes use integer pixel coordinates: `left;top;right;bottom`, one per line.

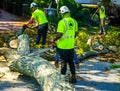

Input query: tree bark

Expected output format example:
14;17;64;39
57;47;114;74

4;34;75;91
78;41;110;61
77;49;109;61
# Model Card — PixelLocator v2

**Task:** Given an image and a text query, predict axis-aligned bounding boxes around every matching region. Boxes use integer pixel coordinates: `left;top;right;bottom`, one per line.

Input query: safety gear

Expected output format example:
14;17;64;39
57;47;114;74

70;76;77;83
52;41;56;47
103;32;107;36
54;62;59;68
56;18;78;49
75;64;79;69
32;9;48;24
99;6;106;19
59;6;70;14
30;2;37;8
22;24;28;30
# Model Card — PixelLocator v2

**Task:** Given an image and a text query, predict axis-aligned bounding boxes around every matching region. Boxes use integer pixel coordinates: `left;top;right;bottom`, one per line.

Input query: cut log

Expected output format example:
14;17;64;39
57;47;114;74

9;39;18;48
4;34;75;91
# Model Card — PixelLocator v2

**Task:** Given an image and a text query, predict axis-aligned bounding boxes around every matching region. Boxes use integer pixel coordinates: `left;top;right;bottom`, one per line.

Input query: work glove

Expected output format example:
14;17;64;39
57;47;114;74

52;39;56;47
49;39;56;52
22;24;28;30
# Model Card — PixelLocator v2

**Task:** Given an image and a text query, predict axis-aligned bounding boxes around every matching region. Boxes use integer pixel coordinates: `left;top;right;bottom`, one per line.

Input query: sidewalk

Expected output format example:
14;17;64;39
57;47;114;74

74;57;120;91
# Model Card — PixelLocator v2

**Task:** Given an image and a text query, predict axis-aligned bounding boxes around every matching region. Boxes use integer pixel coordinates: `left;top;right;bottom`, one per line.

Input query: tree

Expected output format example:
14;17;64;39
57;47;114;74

33;0;52;7
102;0;111;15
57;0;78;18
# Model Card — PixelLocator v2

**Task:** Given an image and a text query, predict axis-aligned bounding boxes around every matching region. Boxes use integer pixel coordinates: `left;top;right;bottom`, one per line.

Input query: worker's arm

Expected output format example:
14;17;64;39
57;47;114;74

54;32;63;41
75;31;78;38
26;17;36;26
101;6;105;12
95;7;99;14
52;32;63;46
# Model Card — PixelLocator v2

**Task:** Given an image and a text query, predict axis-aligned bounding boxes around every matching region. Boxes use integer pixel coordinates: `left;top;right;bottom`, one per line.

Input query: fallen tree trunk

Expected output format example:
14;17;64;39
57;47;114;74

38;44;110;62
78;41;110;61
77;49;109;61
4;34;75;91
0;47;9;55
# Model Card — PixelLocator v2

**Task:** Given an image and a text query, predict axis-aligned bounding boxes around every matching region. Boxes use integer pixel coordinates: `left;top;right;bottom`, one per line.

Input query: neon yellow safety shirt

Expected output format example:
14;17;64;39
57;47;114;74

32;9;48;24
99;6;106;19
56;17;78;49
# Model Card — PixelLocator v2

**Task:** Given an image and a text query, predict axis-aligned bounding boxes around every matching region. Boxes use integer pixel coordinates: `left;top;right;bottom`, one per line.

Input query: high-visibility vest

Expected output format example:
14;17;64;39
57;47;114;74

99;6;106;19
32;9;48;24
57;18;78;49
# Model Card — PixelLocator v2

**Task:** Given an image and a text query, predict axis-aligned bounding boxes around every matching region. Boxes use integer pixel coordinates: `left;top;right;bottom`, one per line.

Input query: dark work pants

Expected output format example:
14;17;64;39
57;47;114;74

55;50;79;64
57;48;76;75
36;23;48;45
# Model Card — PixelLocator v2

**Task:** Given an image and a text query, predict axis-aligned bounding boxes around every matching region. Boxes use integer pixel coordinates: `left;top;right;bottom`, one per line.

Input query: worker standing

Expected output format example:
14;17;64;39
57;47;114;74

26;2;48;48
98;2;106;35
52;6;78;83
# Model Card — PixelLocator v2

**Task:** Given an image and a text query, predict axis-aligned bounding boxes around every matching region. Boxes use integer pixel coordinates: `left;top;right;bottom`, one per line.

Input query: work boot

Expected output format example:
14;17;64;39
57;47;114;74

41;45;45;48
98;30;102;35
61;75;69;82
103;32;107;35
54;62;59;68
35;44;40;49
75;64;79;69
70;75;77;83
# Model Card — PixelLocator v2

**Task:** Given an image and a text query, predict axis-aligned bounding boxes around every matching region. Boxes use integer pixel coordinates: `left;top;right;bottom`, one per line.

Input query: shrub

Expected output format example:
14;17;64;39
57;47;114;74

104;30;120;47
75;28;90;54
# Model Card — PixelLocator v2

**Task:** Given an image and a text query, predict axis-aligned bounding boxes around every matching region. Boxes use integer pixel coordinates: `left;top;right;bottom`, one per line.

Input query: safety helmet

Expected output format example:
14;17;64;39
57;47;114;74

30;2;37;8
59;6;70;14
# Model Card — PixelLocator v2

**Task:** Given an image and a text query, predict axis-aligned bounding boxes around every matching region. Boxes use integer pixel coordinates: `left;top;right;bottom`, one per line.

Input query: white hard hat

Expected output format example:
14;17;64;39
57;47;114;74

59;6;70;14
30;2;37;8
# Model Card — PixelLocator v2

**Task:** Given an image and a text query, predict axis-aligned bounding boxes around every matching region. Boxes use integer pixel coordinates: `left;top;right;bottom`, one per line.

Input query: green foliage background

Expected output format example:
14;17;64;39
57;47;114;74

104;27;120;47
75;26;120;54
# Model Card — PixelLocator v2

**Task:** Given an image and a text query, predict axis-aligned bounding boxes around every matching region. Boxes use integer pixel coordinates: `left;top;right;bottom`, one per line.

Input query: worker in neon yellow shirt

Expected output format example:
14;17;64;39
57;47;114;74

52;6;78;83
26;2;48;48
98;2;106;35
